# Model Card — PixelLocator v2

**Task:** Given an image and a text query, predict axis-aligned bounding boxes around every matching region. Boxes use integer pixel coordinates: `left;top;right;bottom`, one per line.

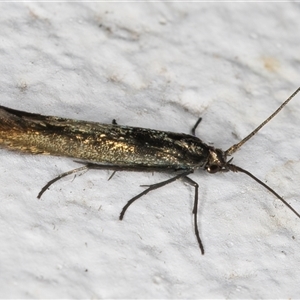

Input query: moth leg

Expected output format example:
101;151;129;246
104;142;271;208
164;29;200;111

119;171;192;220
181;176;204;255
108;171;117;181
191;117;202;136
38;162;124;198
37;165;90;199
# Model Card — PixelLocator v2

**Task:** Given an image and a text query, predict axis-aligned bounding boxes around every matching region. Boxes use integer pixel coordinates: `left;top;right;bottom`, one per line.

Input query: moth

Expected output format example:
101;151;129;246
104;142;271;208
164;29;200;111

0;87;299;254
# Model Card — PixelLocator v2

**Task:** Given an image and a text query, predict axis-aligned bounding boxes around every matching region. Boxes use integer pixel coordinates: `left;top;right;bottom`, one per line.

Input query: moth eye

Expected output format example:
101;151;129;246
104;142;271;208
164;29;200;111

207;165;220;174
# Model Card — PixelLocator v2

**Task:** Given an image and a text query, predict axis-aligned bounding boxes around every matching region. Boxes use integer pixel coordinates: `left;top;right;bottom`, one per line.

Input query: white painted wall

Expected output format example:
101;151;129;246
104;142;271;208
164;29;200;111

1;3;300;298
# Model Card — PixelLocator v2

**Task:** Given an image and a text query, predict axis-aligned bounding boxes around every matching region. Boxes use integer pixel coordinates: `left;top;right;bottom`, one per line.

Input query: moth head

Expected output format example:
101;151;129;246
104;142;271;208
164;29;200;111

204;148;229;174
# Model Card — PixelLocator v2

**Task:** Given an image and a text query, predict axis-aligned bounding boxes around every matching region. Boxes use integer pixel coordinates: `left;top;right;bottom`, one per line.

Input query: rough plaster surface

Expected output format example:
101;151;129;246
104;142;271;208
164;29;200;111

1;3;300;299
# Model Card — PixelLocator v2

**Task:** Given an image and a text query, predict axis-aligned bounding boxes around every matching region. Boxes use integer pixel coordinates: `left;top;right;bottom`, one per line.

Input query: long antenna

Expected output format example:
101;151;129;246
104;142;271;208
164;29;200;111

226;87;300;156
228;164;300;219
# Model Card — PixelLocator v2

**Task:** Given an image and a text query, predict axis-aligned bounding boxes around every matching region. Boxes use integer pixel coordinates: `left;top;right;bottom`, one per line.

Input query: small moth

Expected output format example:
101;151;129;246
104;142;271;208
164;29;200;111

0;87;299;255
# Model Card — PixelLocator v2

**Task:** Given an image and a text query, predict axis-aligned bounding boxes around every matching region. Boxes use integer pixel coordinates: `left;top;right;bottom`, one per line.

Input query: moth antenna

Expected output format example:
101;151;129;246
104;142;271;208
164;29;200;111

228;164;300;219
226;87;300;156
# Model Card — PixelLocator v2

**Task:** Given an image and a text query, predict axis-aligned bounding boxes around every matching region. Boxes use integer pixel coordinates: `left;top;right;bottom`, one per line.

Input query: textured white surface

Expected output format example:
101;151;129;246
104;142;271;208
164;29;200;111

1;3;300;298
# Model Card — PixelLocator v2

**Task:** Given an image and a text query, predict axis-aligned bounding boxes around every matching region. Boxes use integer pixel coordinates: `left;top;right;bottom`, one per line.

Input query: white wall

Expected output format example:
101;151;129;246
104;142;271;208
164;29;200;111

1;3;300;298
